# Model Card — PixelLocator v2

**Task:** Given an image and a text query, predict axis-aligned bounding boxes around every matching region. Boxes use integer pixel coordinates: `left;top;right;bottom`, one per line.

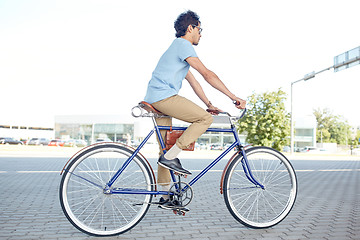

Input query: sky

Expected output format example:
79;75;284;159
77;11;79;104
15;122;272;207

1;0;359;127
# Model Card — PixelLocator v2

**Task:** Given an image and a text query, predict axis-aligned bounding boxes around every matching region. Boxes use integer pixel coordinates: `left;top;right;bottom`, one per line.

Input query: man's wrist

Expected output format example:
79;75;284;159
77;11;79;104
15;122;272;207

229;94;237;101
206;101;212;108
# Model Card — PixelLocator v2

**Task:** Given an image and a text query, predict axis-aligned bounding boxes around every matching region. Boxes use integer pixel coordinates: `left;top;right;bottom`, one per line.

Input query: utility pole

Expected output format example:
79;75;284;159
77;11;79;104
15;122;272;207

290;46;360;154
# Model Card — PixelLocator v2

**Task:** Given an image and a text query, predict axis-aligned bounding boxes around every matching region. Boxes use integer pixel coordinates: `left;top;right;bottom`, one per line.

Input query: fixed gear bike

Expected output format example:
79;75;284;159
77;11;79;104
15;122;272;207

59;101;298;237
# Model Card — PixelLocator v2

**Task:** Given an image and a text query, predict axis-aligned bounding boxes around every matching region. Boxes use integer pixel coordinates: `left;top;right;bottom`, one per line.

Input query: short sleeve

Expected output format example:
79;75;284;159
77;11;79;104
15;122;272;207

178;39;198;62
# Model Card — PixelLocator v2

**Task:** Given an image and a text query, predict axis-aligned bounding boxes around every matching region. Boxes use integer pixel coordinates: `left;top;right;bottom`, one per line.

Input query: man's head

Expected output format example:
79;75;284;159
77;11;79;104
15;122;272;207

174;10;202;45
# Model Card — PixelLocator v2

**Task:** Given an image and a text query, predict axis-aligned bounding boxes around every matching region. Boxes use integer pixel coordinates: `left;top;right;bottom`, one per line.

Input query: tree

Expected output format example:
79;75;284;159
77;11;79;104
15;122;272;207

237;88;290;151
313;108;352;145
356;129;360;146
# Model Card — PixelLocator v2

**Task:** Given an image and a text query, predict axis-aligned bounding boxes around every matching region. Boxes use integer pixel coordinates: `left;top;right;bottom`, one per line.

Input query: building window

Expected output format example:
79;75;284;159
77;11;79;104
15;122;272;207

295;129;313;137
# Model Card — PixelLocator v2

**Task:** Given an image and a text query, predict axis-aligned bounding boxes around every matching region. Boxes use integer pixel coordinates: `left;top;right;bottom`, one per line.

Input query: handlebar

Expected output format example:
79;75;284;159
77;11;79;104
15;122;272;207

206;108;247;120
205;99;247;120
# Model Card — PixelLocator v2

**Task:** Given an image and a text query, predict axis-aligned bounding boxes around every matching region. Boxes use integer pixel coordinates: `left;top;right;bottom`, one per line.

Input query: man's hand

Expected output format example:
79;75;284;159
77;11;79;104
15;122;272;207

207;104;223;115
233;97;246;109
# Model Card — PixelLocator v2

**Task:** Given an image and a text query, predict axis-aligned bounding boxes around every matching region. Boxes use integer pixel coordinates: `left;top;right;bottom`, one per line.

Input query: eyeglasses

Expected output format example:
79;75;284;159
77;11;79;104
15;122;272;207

191;25;203;34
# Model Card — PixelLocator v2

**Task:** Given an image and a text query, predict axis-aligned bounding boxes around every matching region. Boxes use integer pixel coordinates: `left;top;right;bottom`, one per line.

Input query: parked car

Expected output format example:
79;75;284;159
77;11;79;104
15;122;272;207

210;144;223;150
48;139;65;147
195;143;207;150
350;148;360;155
64;139;87;147
27;138;50;146
0;137;23;145
130;140;140;147
96;138;112;143
301;147;324;153
223;143;237;151
294;147;302;152
283;146;291;152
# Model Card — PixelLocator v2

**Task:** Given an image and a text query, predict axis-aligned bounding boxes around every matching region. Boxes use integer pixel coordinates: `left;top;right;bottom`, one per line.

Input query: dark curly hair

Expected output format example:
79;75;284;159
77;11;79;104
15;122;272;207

174;10;201;38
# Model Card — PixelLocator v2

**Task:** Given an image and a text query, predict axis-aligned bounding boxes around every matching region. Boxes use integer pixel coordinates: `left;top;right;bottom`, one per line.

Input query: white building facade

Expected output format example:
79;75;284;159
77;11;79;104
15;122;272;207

293;115;317;149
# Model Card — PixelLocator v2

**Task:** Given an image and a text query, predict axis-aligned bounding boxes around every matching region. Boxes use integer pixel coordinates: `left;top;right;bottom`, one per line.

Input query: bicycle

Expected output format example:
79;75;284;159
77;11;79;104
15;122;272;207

59;101;298;237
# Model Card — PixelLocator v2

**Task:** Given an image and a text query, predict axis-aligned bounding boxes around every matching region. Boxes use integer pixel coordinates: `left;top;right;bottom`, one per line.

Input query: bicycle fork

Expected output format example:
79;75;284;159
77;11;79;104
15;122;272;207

232;123;265;190
239;147;265;190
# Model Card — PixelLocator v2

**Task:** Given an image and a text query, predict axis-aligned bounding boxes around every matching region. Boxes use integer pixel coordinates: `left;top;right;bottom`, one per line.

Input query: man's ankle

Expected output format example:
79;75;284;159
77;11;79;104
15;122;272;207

164;144;182;160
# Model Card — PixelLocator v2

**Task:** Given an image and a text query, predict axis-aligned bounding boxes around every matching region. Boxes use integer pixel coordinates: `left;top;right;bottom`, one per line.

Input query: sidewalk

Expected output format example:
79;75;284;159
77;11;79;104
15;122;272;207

0;145;359;239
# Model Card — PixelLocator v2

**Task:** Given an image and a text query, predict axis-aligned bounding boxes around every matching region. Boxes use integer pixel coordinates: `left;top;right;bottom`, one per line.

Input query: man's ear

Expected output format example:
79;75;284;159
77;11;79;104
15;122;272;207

187;24;193;33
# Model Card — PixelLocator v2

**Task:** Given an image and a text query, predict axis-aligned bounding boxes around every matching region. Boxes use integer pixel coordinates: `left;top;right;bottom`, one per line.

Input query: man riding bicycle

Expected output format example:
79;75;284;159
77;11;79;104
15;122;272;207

144;10;246;209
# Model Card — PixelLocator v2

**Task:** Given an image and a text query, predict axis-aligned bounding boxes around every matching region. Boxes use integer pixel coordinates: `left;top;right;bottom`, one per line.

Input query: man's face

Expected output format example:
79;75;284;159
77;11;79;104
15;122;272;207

191;23;202;46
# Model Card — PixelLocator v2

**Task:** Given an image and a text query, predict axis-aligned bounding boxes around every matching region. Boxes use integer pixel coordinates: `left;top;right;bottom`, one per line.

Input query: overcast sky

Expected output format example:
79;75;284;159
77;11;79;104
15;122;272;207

1;0;359;127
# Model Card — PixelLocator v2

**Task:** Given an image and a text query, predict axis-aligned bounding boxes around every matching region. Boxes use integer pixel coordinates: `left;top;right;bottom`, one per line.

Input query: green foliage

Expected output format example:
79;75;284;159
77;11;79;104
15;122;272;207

237;88;290;151
313;108;352;145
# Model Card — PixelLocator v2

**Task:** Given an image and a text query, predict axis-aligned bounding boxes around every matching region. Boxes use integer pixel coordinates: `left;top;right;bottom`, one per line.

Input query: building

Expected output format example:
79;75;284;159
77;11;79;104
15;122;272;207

54;115;135;145
0;124;54;141
293;115;317;149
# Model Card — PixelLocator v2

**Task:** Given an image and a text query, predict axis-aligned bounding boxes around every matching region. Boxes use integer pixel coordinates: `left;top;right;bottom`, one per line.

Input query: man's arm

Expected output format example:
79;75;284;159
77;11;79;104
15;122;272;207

185;70;210;106
186;57;246;109
185;70;222;113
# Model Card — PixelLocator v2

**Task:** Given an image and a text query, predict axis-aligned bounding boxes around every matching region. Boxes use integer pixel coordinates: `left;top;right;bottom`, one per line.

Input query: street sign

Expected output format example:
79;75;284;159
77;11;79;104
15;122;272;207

334;46;360;72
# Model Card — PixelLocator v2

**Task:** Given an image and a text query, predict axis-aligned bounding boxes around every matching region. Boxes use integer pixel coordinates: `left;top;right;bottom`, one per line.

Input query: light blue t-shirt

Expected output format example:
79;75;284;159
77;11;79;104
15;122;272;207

144;38;198;104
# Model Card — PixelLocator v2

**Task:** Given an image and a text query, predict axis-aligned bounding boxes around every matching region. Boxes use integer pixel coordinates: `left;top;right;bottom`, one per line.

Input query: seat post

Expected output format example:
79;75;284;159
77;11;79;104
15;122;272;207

152;115;168;154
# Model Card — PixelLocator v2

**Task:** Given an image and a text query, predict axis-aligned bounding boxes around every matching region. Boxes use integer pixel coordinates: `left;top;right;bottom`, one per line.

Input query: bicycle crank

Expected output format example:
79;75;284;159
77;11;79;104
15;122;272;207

168;181;193;208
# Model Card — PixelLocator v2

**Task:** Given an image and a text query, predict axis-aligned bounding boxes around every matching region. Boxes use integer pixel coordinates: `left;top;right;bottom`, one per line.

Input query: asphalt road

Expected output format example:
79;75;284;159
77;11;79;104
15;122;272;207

0;154;359;240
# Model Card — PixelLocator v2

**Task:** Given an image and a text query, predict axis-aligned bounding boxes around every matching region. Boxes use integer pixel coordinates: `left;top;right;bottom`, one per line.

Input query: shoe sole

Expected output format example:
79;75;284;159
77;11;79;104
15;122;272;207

158;205;174;210
158;205;190;212
157;162;192;175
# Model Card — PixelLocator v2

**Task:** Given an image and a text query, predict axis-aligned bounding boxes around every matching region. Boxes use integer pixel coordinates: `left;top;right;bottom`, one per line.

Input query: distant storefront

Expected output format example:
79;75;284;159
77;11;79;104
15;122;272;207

54;115;134;145
0;124;54;141
293;115;317;149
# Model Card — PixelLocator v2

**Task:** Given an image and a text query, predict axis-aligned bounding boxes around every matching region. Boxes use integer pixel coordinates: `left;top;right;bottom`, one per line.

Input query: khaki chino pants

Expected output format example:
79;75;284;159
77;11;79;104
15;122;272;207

151;95;213;185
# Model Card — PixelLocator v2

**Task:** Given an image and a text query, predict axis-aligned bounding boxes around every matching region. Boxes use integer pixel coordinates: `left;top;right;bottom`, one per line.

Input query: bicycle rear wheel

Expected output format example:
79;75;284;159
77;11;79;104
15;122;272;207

223;146;297;228
59;144;154;236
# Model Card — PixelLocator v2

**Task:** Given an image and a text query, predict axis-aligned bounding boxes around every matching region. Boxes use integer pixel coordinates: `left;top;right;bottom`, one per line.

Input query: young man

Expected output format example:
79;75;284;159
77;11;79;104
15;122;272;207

144;10;246;209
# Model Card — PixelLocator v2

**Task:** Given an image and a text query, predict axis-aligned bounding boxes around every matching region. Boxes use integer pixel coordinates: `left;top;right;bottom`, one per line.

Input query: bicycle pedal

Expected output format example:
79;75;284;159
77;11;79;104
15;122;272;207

172;208;188;216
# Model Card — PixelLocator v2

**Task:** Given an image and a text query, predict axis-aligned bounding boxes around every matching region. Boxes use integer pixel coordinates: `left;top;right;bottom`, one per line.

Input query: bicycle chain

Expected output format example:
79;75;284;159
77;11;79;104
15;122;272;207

110;181;193;206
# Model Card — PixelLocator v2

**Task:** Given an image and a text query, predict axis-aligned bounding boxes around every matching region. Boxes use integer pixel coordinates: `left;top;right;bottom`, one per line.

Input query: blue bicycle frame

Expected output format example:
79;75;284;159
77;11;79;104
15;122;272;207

107;118;264;195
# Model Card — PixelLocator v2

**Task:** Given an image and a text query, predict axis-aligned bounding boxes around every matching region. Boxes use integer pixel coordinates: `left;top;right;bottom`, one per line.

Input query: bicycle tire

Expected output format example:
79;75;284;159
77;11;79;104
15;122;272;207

59;144;154;236
223;146;297;228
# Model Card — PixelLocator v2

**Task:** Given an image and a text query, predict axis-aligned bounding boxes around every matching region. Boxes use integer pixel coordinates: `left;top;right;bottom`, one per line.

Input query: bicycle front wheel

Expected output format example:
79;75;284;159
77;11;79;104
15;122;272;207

223;146;297;228
59;144;154;236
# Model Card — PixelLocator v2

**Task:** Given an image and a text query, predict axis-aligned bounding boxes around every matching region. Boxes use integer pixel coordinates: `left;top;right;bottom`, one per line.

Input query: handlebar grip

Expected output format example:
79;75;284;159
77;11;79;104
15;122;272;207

206;109;220;115
233;100;240;106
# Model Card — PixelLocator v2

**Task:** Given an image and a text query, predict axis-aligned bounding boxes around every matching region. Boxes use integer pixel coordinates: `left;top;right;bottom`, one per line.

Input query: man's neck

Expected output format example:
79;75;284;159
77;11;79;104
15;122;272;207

180;35;193;45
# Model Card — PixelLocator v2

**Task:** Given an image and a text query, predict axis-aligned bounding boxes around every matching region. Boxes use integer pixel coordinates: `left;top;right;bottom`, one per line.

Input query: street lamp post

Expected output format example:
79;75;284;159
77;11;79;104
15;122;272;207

290;74;314;154
290;46;360;154
290;67;332;154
